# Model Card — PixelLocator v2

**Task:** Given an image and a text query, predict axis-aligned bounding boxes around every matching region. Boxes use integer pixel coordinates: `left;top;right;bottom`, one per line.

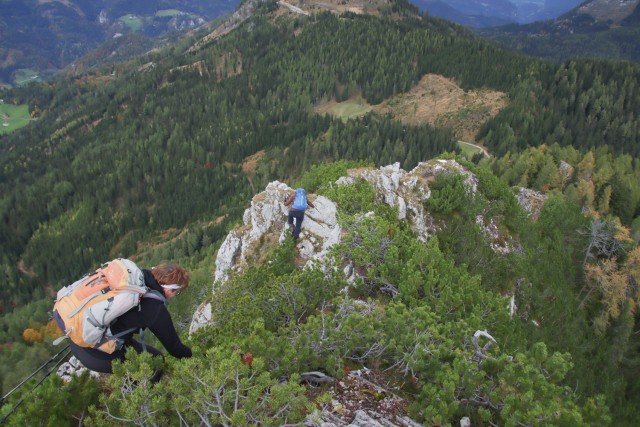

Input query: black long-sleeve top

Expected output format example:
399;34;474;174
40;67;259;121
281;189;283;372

110;269;192;358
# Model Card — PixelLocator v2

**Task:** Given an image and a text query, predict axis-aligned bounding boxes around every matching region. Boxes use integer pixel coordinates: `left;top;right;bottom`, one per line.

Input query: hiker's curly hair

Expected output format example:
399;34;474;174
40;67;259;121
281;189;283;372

151;262;190;290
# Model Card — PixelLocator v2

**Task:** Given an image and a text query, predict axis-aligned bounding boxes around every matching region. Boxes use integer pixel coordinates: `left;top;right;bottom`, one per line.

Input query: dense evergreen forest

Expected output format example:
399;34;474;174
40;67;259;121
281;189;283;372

0;1;639;424
479;59;640;159
0;0;238;85
480;12;640;64
0;8;530;308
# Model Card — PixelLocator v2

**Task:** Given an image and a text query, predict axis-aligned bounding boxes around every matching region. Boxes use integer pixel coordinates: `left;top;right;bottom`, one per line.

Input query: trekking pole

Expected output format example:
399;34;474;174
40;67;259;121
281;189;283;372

0;347;71;424
0;343;71;406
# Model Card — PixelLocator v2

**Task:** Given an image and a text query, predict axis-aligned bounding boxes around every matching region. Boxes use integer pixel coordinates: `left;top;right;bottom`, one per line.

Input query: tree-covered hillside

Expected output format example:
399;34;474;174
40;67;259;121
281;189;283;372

0;0;239;86
0;5;529;310
478;59;640;160
0;0;639;424
2;158;638;425
479;1;640;63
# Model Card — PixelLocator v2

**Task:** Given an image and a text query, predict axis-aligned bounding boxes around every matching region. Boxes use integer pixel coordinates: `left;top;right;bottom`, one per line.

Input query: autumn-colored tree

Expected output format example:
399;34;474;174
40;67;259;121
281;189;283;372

583;258;629;334
21;328;42;343
578;151;596;181
42;320;63;339
580;242;640;335
623;246;640;310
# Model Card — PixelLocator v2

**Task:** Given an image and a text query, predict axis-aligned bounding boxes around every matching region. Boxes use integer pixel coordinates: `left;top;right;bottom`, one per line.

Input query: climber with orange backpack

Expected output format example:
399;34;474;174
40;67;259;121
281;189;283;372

52;259;192;380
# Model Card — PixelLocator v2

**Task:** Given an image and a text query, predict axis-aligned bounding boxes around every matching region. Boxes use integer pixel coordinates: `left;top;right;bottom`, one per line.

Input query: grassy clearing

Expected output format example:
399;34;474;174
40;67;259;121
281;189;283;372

457;140;485;158
156;9;182;17
314;97;373;121
0;102;31;134
119;15;143;32
14;69;41;86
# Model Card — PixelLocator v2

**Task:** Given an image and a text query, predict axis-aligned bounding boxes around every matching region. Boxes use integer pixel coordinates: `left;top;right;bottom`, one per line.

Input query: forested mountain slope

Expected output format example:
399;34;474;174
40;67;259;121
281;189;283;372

0;0;239;87
480;0;640;63
0;0;521;310
3;157;638;425
0;0;639;424
417;0;584;27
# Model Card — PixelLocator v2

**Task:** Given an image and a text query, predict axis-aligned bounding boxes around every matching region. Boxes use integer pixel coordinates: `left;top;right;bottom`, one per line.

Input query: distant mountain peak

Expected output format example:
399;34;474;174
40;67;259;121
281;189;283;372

576;0;640;24
417;0;585;27
189;0;419;52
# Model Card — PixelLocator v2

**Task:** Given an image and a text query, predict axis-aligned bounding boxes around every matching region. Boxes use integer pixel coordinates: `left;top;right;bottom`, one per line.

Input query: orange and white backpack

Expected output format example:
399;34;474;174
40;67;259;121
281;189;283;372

52;258;164;353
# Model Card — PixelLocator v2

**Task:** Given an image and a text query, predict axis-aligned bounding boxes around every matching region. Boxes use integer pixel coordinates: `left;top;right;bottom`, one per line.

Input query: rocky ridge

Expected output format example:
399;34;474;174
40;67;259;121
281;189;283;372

188;159;543;426
190;159;534;334
56;159;546;426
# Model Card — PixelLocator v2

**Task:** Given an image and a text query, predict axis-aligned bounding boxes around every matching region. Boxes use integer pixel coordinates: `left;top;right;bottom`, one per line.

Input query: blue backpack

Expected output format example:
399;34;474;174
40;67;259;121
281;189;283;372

292;188;308;210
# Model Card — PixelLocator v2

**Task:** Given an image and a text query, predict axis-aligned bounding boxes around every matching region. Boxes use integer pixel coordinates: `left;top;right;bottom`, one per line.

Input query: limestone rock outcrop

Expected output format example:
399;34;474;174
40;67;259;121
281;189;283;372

213;180;341;284
517;187;547;220
57;356;100;383
190;181;340;334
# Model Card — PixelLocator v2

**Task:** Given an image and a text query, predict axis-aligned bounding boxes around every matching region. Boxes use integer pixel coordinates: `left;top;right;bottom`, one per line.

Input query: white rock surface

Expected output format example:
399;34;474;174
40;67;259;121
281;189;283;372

337;160;477;243
191;181;341;333
189;302;212;335
214;231;242;283
517;187;547;220
57;356;100;382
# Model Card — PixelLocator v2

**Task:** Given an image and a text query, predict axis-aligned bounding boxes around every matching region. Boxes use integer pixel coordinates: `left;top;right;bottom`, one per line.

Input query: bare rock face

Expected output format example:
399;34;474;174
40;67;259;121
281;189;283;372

216;180;341;282
338;160;517;254
190;160;520;333
57;356;100;382
516;187;547;221
336;160;479;243
190;181;340;334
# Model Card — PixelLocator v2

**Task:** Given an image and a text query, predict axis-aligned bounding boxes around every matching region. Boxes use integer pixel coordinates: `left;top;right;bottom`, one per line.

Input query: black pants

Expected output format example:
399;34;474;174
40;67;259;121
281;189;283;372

70;339;163;375
288;210;305;240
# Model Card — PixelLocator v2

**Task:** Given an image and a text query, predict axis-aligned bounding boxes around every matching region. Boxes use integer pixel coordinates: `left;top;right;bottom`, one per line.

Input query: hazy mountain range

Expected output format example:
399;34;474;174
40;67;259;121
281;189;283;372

3;0;638;87
481;0;640;63
0;0;239;86
417;0;585;27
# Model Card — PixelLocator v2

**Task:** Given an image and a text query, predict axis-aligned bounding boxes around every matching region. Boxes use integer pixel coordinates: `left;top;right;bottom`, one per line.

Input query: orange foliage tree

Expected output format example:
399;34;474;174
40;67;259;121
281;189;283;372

22;328;43;343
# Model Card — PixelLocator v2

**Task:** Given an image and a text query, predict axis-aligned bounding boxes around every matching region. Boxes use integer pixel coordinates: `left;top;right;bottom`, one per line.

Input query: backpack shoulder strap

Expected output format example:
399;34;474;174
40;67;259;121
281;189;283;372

100;290;168;352
142;289;168;305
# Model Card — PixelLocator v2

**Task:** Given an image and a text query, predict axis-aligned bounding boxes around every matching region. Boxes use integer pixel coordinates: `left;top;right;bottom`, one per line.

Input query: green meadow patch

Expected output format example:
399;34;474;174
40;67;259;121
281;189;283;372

119;15;143;32
156;9;182;17
0;102;31;134
457;140;484;158
314;97;374;121
14;69;41;86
